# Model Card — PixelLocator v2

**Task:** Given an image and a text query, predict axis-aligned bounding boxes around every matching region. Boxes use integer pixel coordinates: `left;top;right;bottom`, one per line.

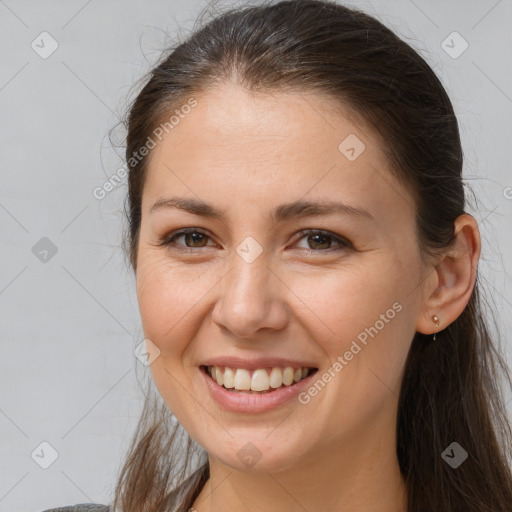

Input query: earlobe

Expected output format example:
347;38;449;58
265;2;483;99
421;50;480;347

431;314;440;340
416;213;481;336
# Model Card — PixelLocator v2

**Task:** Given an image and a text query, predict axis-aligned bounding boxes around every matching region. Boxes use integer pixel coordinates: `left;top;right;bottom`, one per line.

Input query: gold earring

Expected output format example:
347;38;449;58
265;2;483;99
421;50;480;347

432;314;440;341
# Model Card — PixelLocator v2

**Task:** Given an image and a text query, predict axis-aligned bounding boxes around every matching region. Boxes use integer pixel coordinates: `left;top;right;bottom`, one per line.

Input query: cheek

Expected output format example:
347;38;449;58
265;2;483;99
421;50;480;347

136;255;206;358
290;259;403;338
293;260;412;390
136;259;209;419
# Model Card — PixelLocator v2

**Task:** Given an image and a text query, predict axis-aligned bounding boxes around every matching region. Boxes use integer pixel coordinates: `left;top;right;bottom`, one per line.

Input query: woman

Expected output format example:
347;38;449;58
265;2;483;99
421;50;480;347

44;0;512;511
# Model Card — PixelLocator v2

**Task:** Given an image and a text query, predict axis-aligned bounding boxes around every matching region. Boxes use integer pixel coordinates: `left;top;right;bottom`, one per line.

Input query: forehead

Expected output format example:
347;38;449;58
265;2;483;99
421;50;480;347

142;83;414;229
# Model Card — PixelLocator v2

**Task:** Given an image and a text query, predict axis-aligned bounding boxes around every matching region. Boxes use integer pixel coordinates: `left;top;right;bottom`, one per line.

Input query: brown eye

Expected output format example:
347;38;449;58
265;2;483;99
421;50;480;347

179;232;209;248
162;229;213;251
161;228;351;254
305;233;331;250
294;229;350;253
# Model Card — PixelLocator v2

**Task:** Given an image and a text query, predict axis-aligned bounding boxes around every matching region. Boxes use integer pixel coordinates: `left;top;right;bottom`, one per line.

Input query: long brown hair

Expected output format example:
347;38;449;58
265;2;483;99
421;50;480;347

112;1;512;510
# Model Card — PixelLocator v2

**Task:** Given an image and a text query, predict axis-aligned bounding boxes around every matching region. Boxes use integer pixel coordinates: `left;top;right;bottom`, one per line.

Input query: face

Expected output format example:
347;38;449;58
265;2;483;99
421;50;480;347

136;82;427;473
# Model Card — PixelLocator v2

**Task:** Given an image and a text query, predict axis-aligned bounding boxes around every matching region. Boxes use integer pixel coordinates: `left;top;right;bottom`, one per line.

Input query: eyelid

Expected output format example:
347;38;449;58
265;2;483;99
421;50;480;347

292;228;351;252
161;227;352;253
160;228;217;250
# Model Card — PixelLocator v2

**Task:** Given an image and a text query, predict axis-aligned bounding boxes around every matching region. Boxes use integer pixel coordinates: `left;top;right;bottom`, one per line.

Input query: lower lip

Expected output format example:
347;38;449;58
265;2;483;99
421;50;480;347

200;366;318;413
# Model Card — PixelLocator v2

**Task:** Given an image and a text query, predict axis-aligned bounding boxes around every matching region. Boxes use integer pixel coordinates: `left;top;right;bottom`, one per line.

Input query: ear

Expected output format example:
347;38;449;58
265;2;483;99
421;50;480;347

416;213;481;335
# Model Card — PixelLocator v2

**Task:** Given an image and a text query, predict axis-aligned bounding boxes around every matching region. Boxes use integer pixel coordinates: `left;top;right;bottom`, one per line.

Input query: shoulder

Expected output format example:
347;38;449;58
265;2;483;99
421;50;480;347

40;504;110;512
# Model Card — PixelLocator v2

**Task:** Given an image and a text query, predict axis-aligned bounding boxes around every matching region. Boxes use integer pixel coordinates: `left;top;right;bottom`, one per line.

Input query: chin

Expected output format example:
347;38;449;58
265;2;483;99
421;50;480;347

199;433;310;474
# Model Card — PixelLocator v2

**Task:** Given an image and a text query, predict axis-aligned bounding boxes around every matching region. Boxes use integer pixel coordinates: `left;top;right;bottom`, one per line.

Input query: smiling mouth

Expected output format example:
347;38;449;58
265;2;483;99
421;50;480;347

200;365;318;394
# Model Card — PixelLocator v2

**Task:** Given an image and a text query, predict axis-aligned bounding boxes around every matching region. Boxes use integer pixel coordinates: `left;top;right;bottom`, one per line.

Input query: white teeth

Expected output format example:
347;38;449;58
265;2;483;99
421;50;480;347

234;368;251;390
251;369;270;391
269;367;283;388
206;364;314;392
282;367;294;386
222;367;235;388
214;366;224;386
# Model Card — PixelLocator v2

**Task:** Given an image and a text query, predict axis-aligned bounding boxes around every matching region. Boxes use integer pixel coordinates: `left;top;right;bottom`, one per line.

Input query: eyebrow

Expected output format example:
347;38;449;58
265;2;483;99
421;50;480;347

149;197;374;222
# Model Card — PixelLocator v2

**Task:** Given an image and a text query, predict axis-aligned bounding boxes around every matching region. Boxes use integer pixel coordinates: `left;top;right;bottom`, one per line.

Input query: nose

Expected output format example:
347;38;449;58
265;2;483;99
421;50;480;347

211;251;289;339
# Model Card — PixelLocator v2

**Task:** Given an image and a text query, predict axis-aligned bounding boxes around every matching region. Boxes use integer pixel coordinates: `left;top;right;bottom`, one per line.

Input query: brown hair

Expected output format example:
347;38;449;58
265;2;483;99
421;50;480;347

112;1;512;510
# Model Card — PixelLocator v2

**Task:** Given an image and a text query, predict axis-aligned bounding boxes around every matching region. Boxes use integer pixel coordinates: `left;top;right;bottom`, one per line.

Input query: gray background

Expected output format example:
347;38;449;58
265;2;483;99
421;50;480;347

1;0;511;510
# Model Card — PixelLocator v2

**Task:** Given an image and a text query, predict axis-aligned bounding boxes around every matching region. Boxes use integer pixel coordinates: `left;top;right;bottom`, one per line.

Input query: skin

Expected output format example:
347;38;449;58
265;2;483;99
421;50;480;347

135;82;481;512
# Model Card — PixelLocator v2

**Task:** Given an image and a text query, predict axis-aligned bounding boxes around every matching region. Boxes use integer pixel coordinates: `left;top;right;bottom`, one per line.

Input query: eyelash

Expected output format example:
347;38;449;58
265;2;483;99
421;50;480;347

160;228;351;254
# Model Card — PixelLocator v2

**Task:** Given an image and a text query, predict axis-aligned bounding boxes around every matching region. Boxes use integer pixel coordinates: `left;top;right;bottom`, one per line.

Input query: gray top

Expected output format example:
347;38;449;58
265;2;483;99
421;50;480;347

41;505;110;512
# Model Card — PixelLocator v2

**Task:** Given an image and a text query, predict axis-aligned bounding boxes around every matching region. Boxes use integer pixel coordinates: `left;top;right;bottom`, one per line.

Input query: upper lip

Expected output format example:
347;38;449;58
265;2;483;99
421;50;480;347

201;356;318;370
